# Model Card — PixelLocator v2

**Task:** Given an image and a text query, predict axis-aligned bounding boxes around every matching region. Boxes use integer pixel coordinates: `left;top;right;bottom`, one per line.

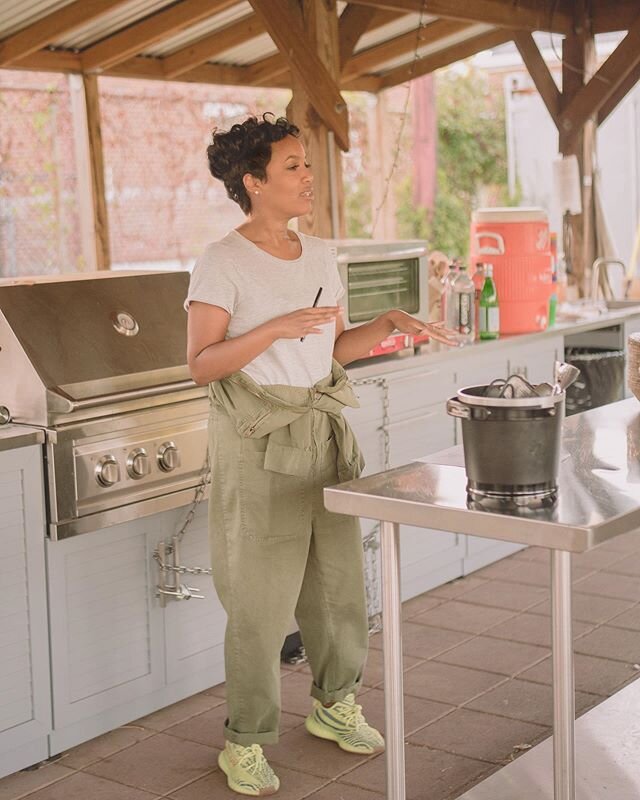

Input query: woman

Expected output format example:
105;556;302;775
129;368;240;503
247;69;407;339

186;113;457;797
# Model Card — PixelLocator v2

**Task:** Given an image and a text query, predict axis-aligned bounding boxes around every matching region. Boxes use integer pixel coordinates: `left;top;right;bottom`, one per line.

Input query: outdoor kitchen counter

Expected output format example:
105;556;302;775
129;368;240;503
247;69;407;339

324;398;640;800
346;304;640;380
0;424;45;452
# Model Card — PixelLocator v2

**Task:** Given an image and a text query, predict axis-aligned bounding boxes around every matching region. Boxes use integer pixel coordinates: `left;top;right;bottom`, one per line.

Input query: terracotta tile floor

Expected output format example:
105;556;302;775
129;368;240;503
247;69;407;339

3;536;640;800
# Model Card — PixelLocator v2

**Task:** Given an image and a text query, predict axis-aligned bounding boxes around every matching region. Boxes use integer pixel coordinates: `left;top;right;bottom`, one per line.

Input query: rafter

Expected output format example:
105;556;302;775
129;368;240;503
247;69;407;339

559;14;640;139
513;31;561;128
342;18;469;81
380;27;512;89
244;52;288;86
248;0;349;150
0;0;130;67
81;0;237;73
339;4;377;66
349;0;571;34
11;49;82;72
162;13;263;79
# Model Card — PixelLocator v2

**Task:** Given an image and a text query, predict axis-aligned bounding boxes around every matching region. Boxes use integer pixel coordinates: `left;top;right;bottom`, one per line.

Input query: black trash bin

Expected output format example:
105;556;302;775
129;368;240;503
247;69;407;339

564;347;625;416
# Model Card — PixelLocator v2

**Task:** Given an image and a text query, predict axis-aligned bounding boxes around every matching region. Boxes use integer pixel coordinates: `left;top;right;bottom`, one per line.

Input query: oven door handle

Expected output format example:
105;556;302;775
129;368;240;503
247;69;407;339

47;380;198;412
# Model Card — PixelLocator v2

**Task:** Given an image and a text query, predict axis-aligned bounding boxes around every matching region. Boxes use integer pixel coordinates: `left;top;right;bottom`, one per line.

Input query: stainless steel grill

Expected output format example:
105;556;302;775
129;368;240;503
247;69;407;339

0;271;209;539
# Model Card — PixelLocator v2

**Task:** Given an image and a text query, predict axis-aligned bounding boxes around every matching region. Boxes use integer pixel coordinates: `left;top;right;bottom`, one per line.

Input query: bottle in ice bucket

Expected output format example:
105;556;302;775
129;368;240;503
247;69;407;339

479;263;500;340
452;264;475;344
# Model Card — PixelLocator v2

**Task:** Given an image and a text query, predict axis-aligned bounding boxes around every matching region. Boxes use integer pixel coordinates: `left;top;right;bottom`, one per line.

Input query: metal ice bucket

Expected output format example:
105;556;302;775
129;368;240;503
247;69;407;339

447;385;565;499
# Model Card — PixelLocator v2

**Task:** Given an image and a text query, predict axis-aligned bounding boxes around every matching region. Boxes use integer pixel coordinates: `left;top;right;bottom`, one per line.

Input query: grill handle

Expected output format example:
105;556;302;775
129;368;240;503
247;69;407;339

48;380;198;413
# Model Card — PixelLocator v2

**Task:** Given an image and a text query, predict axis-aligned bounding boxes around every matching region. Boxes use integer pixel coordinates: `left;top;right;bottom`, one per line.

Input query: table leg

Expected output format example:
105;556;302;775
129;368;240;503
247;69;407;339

550;549;575;800
380;520;406;800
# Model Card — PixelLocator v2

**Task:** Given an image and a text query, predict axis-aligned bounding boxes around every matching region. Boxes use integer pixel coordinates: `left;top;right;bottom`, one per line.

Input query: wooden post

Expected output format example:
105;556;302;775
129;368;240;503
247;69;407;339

558;2;596;297
286;0;345;238
82;74;111;270
368;91;397;240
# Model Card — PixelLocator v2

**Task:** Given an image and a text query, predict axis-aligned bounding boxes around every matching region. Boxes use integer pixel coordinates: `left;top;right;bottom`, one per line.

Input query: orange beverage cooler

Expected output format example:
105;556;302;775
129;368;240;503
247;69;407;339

470;207;553;334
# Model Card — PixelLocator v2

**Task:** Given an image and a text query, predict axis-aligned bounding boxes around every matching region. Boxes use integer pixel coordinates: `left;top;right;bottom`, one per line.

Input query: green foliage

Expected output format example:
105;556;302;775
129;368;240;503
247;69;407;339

397;66;514;259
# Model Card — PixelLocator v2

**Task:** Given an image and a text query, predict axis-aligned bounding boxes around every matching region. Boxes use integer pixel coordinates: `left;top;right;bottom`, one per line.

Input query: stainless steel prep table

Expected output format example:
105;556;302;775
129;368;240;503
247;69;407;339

324;398;640;800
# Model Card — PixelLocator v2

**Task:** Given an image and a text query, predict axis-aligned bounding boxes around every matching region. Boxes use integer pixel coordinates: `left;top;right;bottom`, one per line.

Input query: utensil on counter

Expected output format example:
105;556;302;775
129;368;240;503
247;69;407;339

554;361;581;394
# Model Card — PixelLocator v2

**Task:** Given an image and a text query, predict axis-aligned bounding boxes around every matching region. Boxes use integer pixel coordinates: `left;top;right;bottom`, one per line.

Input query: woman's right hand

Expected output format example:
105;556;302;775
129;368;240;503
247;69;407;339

266;306;343;340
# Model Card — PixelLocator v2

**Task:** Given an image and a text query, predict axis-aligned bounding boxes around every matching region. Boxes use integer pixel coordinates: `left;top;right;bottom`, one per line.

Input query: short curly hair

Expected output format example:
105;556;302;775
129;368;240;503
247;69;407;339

206;113;300;214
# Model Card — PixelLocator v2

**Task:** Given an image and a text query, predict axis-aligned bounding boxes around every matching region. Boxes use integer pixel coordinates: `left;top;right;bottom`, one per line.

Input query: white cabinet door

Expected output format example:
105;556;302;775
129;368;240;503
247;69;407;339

161;505;226;689
47;518;165;753
0;445;51;778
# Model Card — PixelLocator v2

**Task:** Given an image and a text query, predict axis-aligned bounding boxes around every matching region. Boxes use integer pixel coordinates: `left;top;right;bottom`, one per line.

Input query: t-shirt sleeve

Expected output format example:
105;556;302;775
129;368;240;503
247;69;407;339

325;243;345;303
184;244;239;314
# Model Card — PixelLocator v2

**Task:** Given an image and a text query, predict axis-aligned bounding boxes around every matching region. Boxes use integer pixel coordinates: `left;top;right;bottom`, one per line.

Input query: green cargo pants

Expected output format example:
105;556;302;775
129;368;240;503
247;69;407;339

208;401;369;746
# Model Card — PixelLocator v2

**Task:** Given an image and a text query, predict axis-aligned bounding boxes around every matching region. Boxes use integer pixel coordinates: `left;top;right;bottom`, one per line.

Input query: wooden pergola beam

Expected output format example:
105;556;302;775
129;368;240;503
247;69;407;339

249;0;349;150
592;0;640;33
380;27;512;89
0;0;130;67
81;0;238;72
162;13;263;79
598;58;640;125
244;52;288;86
83;75;111;270
513;31;561;128
558;14;640;141
349;0;571;34
13;49;83;72
342;18;470;82
339;3;378;67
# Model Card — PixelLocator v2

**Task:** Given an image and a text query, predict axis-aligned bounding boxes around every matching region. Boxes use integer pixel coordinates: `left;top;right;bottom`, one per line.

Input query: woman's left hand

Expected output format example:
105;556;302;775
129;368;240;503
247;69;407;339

389;310;460;347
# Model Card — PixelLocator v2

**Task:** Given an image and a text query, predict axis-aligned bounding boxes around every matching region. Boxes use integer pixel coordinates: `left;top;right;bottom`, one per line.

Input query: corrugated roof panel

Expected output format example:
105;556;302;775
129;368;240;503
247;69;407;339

0;0;76;39
52;0;175;49
355;13;437;54
372;23;493;74
212;32;278;66
142;1;252;56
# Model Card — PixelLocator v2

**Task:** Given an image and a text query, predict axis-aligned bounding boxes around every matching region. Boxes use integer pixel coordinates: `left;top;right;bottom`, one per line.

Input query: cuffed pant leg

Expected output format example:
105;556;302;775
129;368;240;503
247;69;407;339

294;438;369;704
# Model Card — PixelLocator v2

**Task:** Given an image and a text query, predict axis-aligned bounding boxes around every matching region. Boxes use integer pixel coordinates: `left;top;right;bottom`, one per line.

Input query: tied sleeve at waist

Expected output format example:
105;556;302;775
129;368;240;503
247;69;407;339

209;360;364;482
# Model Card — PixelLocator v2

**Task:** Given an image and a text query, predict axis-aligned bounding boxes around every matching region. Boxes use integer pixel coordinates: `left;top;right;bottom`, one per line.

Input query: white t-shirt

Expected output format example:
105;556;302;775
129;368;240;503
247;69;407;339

186;229;345;387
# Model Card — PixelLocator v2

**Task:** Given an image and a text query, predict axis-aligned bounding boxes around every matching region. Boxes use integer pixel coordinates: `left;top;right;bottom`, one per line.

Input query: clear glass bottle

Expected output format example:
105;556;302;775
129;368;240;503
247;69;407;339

452;265;475;344
442;262;459;328
479;263;500;340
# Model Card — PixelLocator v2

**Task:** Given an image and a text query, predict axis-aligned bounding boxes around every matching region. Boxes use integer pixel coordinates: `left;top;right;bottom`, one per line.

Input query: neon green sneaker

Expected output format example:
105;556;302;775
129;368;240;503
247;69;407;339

305;693;385;755
218;742;280;796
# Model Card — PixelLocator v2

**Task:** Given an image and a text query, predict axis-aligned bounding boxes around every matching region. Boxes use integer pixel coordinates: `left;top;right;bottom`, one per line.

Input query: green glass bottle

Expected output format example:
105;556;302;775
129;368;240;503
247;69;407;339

479;263;500;340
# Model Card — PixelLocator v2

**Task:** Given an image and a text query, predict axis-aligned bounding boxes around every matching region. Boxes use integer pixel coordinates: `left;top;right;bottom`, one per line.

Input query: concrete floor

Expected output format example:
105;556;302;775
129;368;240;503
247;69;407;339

2;535;640;800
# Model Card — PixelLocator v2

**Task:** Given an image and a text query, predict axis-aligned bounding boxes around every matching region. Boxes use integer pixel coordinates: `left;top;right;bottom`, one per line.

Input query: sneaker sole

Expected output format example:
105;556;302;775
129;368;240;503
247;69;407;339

304;714;385;755
217;750;279;797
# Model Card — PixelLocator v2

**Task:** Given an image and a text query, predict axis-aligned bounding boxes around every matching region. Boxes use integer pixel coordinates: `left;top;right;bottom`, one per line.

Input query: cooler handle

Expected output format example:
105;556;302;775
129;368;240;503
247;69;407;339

474;231;505;255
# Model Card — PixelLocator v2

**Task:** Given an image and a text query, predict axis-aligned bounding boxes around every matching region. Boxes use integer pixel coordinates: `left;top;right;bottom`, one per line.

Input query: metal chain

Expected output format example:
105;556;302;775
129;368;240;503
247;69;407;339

175;451;211;543
352;376;391;633
154;451;212;578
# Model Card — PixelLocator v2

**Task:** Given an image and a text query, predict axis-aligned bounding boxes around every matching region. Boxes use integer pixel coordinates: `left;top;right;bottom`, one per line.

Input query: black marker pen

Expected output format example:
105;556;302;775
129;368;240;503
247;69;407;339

300;287;323;342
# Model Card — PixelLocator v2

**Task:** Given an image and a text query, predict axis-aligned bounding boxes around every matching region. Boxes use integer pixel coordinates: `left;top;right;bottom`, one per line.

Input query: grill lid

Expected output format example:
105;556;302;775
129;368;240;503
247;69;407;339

0;271;197;424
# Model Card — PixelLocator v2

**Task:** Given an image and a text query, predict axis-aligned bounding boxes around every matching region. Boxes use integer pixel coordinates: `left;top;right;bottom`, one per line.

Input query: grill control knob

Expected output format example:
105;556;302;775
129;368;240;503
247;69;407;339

157;442;180;472
95;455;120;487
127;448;150;479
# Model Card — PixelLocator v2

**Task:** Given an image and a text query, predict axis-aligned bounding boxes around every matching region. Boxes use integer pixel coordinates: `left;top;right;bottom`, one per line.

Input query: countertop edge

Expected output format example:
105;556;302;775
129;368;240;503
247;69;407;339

0;425;46;452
